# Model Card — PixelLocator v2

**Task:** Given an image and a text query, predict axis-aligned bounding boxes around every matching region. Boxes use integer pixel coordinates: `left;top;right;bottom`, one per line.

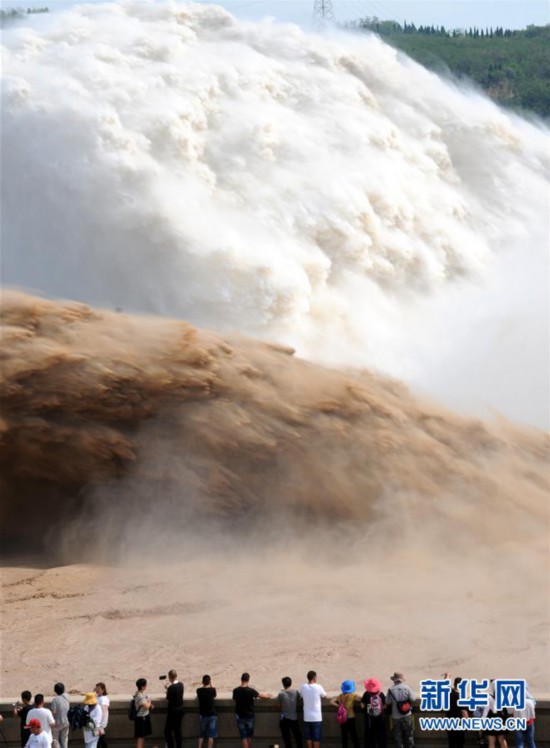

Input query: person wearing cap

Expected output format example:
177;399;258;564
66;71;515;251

82;693;102;748
331;680;361;748
24;719;50;748
386;673;415;748
26;695;55;745
362;678;387;748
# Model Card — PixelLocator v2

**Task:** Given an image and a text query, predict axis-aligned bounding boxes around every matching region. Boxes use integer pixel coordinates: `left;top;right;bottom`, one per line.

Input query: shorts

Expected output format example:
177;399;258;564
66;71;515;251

236;716;255;739
303;721;323;742
134;716;152;739
199;716;218;739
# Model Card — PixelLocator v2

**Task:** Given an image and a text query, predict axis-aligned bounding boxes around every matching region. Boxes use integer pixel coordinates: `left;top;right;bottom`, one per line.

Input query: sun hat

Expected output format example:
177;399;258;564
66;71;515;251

364;678;382;693
83;693;97;705
25;719;41;730
341;680;356;694
390;672;404;682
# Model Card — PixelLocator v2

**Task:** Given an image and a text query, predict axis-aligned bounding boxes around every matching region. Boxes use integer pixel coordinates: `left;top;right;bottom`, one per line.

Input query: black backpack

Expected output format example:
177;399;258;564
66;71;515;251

128;697;137;722
67;705;89;731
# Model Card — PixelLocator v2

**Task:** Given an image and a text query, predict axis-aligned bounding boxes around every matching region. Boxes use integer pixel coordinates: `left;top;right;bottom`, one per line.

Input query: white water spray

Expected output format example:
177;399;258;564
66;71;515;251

1;1;548;424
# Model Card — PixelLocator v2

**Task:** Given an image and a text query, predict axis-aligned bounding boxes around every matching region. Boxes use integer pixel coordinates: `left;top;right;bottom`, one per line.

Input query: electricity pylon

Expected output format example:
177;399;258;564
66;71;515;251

313;0;336;24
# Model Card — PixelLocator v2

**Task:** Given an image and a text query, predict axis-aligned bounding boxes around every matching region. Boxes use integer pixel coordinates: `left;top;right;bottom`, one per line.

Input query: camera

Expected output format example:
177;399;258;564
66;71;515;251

159;675;167;681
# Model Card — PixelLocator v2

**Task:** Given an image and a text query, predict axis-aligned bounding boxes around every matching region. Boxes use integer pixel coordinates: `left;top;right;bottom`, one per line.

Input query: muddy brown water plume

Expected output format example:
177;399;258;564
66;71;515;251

1;291;548;558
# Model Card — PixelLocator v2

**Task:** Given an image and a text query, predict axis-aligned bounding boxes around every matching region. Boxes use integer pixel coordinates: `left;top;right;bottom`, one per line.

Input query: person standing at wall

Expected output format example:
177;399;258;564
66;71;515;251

13;691;33;748
94;683;110;748
300;671;327;748
232;672;272;748
197;674;217;748
331;680;361;748
482;682;508;748
164;670;184;748
446;678;468;748
386;673;415;748
24;718;50;748
27;695;55;745
82;693;102;748
510;697;536;748
134;678;154;748
51;683;70;748
361;678;386;748
278;676;302;748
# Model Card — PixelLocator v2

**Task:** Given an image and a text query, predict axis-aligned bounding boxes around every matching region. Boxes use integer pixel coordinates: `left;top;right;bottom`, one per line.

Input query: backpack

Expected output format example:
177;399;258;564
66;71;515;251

67;705;89;731
336;700;348;725
128;696;137;722
368;693;384;718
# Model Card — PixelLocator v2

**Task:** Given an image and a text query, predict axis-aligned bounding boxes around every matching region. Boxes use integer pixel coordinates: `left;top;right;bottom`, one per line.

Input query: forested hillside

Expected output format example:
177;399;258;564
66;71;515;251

0;7;48;25
353;19;550;118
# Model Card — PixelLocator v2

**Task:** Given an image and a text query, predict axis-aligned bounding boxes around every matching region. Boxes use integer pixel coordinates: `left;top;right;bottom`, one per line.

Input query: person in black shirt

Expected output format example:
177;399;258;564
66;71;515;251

232;673;272;748
446;677;468;748
362;679;386;748
196;675;217;748
13;691;33;747
164;670;184;748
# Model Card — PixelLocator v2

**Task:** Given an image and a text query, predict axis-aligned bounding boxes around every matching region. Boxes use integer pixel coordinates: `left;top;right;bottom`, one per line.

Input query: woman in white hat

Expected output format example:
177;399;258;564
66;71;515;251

82;694;102;748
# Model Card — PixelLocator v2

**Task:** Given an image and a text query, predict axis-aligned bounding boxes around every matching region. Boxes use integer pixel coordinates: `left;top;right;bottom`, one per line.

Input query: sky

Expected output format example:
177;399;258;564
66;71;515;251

4;0;550;30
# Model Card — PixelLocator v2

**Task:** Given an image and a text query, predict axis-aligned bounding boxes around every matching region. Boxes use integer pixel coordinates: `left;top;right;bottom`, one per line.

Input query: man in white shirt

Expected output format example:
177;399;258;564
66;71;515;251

26;696;55;746
25;718;50;748
299;671;327;748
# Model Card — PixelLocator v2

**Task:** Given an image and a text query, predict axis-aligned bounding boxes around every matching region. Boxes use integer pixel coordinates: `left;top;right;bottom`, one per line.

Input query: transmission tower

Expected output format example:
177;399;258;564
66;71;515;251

313;0;336;24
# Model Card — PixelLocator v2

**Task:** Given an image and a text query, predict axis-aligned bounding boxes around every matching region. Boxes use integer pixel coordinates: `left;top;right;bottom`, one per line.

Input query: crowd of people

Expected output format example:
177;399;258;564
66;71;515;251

9;671;537;748
11;685;109;748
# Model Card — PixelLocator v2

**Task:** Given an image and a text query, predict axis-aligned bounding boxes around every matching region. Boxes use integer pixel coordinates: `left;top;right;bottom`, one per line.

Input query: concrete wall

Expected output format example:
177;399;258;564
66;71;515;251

1;700;549;748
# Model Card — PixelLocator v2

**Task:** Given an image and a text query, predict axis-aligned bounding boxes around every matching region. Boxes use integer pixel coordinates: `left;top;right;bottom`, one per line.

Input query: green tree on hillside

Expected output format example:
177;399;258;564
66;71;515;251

348;18;550;118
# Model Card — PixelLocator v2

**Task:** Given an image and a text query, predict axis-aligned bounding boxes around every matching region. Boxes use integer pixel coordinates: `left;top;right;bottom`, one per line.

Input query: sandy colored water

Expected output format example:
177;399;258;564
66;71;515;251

1;293;548;701
2;554;549;700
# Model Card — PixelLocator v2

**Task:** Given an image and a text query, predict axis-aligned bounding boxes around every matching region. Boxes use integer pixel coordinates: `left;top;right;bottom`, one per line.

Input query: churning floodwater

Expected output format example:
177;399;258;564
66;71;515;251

1;1;549;425
1;3;549;694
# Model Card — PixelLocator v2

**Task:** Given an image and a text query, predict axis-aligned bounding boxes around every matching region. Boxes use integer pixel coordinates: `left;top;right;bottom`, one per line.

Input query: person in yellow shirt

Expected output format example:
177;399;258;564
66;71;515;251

331;680;362;748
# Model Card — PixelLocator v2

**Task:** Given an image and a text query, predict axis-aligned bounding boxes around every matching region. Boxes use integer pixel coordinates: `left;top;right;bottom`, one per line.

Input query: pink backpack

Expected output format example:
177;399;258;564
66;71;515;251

336;701;348;724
